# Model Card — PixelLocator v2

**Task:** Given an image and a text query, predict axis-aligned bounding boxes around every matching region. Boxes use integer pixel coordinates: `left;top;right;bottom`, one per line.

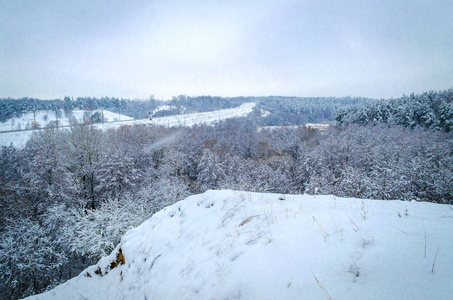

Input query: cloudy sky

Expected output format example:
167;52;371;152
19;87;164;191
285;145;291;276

1;0;452;100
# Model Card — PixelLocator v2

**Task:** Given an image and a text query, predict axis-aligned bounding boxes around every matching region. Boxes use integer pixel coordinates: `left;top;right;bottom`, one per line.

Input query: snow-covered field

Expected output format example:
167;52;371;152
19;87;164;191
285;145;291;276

305;122;335;132
96;102;256;130
0;109;134;132
0;109;133;148
259;122;335;133
0;103;256;148
151;104;178;116
27;190;453;300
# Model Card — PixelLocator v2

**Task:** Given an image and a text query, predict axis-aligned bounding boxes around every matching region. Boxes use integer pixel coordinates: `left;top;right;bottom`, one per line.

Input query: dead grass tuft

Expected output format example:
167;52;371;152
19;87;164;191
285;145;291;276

110;248;126;269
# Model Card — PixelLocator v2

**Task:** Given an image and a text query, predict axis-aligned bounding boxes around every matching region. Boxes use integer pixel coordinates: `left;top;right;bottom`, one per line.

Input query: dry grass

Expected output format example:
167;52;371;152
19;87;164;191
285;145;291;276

313;273;332;300
423;221;427;258
432;246;439;273
386;224;408;235
317;223;329;242
349;217;359;232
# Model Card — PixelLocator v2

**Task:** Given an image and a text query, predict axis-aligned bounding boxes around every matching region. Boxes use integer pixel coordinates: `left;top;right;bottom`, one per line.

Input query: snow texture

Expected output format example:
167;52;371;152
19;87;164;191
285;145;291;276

26;190;453;300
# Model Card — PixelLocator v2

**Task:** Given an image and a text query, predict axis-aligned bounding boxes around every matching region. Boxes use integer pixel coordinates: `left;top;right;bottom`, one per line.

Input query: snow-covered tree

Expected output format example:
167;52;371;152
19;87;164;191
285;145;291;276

0;218;66;299
67;124;103;208
56;194;153;259
95;153;143;200
197;148;225;190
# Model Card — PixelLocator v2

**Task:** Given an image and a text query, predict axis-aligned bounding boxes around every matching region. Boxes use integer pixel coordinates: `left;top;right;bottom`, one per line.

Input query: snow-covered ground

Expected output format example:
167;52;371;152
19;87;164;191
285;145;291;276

95;102;256;130
0;109;133;147
151;105;178;116
27;190;453;300
0;103;256;148
305;122;335;132
0;109;133;132
259;122;334;133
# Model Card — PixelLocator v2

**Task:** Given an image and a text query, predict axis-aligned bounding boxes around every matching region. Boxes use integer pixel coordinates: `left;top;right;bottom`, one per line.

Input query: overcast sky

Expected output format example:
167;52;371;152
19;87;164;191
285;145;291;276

1;0;452;100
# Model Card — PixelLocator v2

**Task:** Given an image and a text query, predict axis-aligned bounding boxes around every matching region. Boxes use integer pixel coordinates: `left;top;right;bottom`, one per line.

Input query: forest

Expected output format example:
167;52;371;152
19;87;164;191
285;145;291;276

336;89;453;132
0;89;452;299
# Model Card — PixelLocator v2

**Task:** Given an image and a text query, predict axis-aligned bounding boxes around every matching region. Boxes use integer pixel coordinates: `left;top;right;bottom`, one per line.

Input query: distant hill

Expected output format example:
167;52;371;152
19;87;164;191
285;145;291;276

0;103;256;148
255;96;373;126
0;95;373;125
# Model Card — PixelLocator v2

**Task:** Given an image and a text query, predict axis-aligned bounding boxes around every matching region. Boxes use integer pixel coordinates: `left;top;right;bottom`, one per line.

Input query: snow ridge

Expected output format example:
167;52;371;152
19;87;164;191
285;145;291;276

27;190;453;300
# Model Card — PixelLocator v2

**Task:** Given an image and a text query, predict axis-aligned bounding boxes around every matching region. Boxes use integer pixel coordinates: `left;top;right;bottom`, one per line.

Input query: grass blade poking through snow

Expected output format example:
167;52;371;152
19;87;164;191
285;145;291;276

313;273;332;300
432;246;439;273
423;221;427;258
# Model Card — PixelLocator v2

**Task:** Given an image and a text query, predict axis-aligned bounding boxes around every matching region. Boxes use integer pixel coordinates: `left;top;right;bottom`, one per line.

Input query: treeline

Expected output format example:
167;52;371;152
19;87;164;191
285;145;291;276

256;96;372;126
0;97;130;122
129;95;373;124
0;98;61;122
336;88;453;132
1;95;373;124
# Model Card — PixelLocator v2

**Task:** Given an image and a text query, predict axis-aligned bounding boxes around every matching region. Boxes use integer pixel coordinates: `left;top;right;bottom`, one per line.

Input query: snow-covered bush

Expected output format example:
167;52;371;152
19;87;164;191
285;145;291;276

55;195;153;259
0;218;66;299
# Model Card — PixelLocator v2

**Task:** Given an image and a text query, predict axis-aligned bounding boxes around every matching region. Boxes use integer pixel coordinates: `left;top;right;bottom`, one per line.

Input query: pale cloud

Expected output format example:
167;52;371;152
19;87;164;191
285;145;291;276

1;0;452;100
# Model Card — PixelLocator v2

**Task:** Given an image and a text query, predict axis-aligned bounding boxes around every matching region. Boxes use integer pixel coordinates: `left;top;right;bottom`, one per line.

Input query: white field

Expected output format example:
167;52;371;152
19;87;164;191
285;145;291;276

27;190;453;300
305;122;335;131
0;103;256;148
93;102;256;130
0;109;133;148
0;109;134;132
259;122;335;133
151;105;178;116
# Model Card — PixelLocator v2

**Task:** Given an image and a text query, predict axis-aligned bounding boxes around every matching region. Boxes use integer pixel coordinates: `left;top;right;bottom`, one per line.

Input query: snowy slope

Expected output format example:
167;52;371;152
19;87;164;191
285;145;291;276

26;190;453;300
0;109;133;148
151;105;178;116
95;102;256;130
1;103;255;148
0;109;133;132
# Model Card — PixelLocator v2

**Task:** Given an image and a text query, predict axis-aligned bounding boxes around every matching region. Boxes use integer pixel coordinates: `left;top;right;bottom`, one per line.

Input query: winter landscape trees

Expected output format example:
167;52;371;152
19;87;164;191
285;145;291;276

336;88;453;132
0;89;452;299
1;95;370;125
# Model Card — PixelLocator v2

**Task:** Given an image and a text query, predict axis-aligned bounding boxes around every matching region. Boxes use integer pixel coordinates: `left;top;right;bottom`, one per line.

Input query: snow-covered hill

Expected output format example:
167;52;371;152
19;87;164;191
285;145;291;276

26;190;453;300
0;109;133;148
95;102;256;130
0;109;134;132
0;103;256;148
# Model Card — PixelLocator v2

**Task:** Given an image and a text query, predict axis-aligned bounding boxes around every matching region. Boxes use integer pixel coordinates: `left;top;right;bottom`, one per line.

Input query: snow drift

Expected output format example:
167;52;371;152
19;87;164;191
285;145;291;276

26;190;453;299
